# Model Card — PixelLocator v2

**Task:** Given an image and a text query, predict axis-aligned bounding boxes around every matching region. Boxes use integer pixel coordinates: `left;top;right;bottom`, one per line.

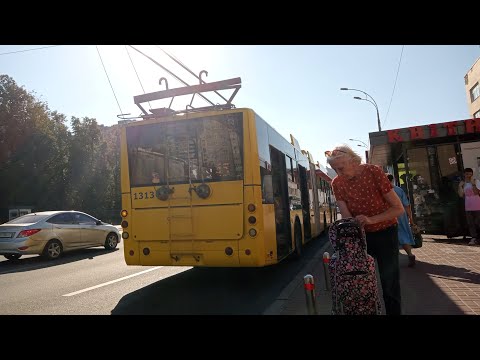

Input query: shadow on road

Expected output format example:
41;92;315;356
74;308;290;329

111;235;328;315
0;247;119;274
111;266;282;315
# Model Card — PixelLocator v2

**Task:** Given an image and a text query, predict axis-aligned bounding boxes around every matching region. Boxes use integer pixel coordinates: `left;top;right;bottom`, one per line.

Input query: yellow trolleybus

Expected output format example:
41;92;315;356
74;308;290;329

120;77;335;267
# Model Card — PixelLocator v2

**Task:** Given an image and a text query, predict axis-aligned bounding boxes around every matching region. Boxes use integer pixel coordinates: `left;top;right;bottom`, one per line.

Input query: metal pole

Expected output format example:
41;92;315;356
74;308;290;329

376;106;382;131
349;138;368;148
323;252;331;291
355;97;381;132
303;274;318;315
341;88;382;131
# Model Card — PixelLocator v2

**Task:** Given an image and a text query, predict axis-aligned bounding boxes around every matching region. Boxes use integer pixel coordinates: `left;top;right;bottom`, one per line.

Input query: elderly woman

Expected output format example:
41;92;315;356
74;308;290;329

325;145;405;315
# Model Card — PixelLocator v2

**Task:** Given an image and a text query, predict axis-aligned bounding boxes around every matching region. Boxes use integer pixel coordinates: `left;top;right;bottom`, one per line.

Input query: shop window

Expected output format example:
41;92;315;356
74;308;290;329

436;144;460;178
407;148;436;230
407;148;432;190
406;145;464;236
397;162;409;195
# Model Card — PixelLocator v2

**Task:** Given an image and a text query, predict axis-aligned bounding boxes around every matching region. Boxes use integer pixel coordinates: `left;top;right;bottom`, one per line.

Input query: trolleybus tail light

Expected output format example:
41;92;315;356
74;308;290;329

156;185;173;201
122;232;129;239
225;247;234;256
129;250;134;256
121;210;128;217
248;228;257;237
247;204;256;212
195;183;211;199
121;220;128;228
248;216;256;224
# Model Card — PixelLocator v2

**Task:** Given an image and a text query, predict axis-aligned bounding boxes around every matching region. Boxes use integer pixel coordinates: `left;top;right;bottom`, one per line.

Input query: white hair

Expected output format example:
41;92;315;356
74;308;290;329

325;144;362;165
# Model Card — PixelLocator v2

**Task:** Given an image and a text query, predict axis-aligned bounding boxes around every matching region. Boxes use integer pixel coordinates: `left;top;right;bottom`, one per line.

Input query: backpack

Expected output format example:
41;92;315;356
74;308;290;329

328;217;382;315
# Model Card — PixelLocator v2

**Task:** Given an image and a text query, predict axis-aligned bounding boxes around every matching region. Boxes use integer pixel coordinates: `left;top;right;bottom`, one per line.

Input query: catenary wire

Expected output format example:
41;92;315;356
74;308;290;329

125;45;152;110
382;45;404;129
128;45;215;107
0;45;61;56
155;45;230;104
96;45;124;116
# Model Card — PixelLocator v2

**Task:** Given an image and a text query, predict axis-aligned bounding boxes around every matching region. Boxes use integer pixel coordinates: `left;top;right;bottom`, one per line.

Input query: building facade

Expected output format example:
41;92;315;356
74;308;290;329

369;118;480;236
465;57;480;119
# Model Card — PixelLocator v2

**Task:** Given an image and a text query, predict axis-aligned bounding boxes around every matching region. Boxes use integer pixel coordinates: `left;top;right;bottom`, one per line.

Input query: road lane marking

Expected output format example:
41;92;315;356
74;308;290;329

63;267;163;297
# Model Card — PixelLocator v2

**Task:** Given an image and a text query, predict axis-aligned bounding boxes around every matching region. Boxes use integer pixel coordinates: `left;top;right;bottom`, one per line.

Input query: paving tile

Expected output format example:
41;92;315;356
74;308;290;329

268;233;480;316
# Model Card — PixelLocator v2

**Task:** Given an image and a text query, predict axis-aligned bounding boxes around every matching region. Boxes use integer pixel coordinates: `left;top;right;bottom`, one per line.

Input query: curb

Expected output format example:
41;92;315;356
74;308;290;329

262;238;331;315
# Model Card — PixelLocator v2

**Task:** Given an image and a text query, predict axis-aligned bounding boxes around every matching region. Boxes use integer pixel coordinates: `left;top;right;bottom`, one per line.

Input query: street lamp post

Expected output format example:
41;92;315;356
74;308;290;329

348;138;368;148
348;138;369;164
340;88;382;131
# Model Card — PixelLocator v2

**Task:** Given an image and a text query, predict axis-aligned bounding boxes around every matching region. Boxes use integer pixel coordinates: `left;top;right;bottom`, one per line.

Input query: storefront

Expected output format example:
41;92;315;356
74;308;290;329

368;118;480;236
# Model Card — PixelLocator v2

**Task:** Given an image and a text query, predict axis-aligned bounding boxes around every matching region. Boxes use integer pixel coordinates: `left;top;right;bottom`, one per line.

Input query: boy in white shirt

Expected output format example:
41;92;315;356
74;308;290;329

458;168;480;245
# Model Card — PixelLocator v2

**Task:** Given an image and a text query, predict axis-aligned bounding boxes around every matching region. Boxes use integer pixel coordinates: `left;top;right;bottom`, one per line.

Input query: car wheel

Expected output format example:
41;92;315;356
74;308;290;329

43;239;63;260
104;232;118;250
4;254;22;261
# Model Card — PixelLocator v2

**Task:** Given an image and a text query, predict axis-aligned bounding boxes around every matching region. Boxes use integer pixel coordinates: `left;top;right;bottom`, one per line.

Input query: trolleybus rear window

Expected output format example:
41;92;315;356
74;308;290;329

126;113;244;187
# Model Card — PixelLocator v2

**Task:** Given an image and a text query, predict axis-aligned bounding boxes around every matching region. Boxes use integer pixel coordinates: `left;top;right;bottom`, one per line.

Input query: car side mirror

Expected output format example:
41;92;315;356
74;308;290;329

96;220;102;225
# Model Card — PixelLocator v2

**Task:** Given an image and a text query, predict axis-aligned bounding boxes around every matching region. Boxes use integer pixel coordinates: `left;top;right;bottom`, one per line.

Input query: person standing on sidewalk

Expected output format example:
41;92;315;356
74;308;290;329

325;145;405;315
458;167;480;245
387;174;416;267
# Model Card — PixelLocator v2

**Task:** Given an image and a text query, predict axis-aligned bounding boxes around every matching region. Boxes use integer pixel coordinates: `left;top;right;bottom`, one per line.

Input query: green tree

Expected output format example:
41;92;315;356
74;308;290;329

66;117;121;223
0;74;121;224
99;124;122;223
0;75;70;221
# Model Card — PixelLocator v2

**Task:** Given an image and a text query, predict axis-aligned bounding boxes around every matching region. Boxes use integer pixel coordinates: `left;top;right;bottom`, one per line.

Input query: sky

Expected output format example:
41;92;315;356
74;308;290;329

1;45;479;167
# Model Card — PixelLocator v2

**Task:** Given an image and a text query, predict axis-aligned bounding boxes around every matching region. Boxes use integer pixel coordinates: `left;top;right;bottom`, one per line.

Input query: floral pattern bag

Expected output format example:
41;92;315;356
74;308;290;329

328;217;382;315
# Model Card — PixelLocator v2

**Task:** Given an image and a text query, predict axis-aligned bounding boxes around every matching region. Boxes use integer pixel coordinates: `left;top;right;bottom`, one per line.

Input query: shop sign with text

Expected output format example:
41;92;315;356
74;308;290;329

387;118;480;143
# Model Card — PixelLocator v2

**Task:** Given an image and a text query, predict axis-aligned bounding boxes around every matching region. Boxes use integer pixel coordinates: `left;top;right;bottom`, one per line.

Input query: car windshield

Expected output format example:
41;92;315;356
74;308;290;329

5;214;51;225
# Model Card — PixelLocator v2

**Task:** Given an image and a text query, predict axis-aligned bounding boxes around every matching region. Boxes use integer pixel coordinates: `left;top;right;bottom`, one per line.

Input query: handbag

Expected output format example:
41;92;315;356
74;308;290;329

411;224;423;248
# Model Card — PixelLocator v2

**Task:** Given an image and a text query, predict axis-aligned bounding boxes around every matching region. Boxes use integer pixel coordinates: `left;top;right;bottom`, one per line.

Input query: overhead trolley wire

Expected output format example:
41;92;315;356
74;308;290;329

96;45;124;116
382;45;404;129
125;45;152;111
0;45;61;56
155;45;230;104
128;45;216;107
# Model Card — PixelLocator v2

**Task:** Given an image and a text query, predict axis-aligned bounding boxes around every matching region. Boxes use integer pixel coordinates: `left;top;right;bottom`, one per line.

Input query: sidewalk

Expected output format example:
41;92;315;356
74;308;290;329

264;234;480;315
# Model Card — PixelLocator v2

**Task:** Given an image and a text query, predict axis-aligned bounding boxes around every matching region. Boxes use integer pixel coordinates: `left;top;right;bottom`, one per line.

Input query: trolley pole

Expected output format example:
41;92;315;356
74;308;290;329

303;274;318;315
323;252;331;291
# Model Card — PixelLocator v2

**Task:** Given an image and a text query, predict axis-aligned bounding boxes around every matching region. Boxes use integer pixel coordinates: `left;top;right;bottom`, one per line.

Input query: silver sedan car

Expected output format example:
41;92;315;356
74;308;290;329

0;211;121;261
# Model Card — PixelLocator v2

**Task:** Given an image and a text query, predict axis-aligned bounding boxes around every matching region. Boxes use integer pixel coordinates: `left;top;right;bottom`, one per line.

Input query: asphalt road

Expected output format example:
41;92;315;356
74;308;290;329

0;233;328;315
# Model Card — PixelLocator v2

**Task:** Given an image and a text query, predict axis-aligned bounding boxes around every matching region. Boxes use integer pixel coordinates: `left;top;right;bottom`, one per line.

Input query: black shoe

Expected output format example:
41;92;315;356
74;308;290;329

408;255;416;267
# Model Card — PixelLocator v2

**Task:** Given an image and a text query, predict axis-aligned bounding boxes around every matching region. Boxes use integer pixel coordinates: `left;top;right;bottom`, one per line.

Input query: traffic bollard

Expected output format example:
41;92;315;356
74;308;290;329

303;274;318;315
323;252;331;291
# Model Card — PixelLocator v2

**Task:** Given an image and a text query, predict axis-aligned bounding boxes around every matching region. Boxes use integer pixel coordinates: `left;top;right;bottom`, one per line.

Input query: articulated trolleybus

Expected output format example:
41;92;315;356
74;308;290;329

120;77;335;267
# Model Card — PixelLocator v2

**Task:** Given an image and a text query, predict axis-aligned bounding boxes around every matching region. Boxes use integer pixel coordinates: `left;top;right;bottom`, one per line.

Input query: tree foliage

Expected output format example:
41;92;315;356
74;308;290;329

0;74;121;224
